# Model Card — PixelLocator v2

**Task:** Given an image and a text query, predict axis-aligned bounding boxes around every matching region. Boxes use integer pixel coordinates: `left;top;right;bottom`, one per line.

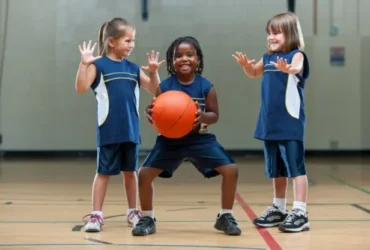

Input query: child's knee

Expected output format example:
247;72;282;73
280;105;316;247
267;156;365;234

217;164;238;179
96;173;110;180
122;171;136;177
138;167;160;184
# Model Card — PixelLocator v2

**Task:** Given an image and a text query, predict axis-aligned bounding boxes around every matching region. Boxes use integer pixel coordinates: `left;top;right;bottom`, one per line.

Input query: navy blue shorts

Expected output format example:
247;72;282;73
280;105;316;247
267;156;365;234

263;140;306;178
142;142;235;178
97;142;139;175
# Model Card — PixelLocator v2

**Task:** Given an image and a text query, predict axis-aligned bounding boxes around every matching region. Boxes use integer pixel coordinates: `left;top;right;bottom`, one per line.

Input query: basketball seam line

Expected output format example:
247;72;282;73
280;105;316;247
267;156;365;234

168;98;192;130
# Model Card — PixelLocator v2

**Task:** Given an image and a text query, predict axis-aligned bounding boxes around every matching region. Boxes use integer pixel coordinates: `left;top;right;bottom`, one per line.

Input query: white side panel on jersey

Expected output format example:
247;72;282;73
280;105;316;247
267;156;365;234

134;82;140;118
285;74;300;119
94;73;109;126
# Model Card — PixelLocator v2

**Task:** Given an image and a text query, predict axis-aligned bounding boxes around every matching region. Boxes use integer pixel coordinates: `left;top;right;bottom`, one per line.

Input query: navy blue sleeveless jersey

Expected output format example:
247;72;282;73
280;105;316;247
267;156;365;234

91;57;141;147
254;49;310;141
155;74;217;147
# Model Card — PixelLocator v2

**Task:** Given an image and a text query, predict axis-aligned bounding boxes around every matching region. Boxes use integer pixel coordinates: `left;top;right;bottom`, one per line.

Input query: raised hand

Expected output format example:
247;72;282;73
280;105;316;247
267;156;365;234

78;40;101;65
141;50;165;73
270;56;292;73
232;51;256;68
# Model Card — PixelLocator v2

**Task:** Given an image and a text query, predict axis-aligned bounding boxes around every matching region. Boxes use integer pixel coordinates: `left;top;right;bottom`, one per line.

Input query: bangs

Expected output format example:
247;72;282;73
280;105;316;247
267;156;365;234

266;18;283;34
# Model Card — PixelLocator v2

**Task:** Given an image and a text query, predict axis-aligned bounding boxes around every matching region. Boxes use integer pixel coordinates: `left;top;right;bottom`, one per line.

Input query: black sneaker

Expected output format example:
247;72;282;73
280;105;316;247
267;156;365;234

278;208;310;233
214;213;241;236
253;205;288;228
132;216;156;236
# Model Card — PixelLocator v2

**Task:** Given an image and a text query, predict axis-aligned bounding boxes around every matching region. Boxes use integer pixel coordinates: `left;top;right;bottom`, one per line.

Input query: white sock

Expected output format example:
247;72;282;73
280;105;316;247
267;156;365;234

142;210;154;218
292;201;307;213
273;198;287;212
127;208;136;215
220;209;233;215
92;210;103;217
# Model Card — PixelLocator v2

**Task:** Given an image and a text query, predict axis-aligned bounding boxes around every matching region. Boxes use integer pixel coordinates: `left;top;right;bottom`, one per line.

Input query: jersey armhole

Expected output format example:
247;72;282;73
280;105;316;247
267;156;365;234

203;78;213;98
137;65;141;87
158;77;169;93
90;63;100;90
294;51;309;82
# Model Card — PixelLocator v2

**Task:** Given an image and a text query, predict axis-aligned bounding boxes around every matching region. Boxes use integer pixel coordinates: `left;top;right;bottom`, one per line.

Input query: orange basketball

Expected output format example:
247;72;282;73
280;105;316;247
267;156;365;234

151;90;197;139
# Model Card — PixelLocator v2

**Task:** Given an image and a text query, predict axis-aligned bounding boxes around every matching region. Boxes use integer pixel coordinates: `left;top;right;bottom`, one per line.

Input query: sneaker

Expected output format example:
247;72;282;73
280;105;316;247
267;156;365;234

214;213;241;236
253;205;288;228
278;208;310;232
127;210;142;227
132;216;156;236
83;214;104;232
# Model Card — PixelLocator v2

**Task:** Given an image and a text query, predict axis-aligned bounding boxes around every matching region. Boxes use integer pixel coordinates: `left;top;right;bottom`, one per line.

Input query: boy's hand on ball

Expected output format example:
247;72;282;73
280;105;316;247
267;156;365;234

194;102;203;128
145;98;155;124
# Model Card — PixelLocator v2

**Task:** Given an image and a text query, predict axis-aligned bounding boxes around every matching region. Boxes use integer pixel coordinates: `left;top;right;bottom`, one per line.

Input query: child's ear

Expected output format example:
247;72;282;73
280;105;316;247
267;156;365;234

107;37;115;48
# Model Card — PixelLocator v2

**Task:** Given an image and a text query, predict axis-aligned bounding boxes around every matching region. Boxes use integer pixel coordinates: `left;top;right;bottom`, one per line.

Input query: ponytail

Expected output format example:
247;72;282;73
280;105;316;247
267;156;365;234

98;21;108;56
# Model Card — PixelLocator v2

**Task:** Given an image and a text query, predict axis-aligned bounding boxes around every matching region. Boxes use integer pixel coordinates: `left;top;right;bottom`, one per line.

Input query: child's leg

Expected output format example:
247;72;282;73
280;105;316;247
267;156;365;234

278;140;309;232
131;167;160;236
253;140;288;228
138;166;162;216
92;173;110;212
214;164;238;211
122;171;138;212
85;144;121;232
132;147;183;236
188;145;241;236
273;177;288;211
119;142;140;225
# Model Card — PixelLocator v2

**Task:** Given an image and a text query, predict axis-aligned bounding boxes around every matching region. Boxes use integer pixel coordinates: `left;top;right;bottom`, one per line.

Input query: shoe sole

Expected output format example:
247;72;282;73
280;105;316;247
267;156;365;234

85;228;101;232
132;229;156;236
253;221;282;228
214;224;241;236
278;222;310;233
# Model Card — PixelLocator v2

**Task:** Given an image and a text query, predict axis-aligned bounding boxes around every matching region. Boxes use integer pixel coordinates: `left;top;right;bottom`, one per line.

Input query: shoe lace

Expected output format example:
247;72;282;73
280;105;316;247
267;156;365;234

128;210;142;220
223;214;238;225
82;214;104;225
284;209;303;224
261;205;279;217
135;210;143;219
135;216;153;227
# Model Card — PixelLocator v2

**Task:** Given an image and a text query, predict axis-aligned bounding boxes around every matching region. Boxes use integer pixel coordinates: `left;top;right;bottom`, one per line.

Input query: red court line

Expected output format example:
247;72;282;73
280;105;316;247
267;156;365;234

236;192;282;250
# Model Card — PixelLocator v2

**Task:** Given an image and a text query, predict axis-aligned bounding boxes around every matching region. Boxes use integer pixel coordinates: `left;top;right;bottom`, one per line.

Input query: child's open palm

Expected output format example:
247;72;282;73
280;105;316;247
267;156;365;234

78;40;101;65
141;50;165;73
270;56;292;73
232;52;256;68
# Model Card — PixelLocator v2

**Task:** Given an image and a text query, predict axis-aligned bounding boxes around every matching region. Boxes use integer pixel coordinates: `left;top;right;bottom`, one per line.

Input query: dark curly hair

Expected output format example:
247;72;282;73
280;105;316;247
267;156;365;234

166;36;204;75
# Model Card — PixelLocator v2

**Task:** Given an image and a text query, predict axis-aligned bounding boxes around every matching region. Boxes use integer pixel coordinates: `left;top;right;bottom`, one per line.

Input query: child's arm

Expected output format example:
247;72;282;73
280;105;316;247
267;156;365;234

195;87;219;127
140;69;161;95
232;52;264;78
75;64;97;93
270;52;304;75
140;51;165;95
75;41;100;93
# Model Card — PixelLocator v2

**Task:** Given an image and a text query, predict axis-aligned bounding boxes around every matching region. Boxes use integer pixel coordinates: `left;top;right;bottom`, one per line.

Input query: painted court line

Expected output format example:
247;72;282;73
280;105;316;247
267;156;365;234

236;192;282;250
5;201;370;206
326;173;370;195
351;204;370;215
0;243;265;249
1;219;369;225
85;237;113;245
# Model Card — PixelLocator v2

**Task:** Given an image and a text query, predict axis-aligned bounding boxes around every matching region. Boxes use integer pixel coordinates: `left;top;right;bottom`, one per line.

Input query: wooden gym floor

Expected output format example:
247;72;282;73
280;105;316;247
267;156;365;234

0;155;369;250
